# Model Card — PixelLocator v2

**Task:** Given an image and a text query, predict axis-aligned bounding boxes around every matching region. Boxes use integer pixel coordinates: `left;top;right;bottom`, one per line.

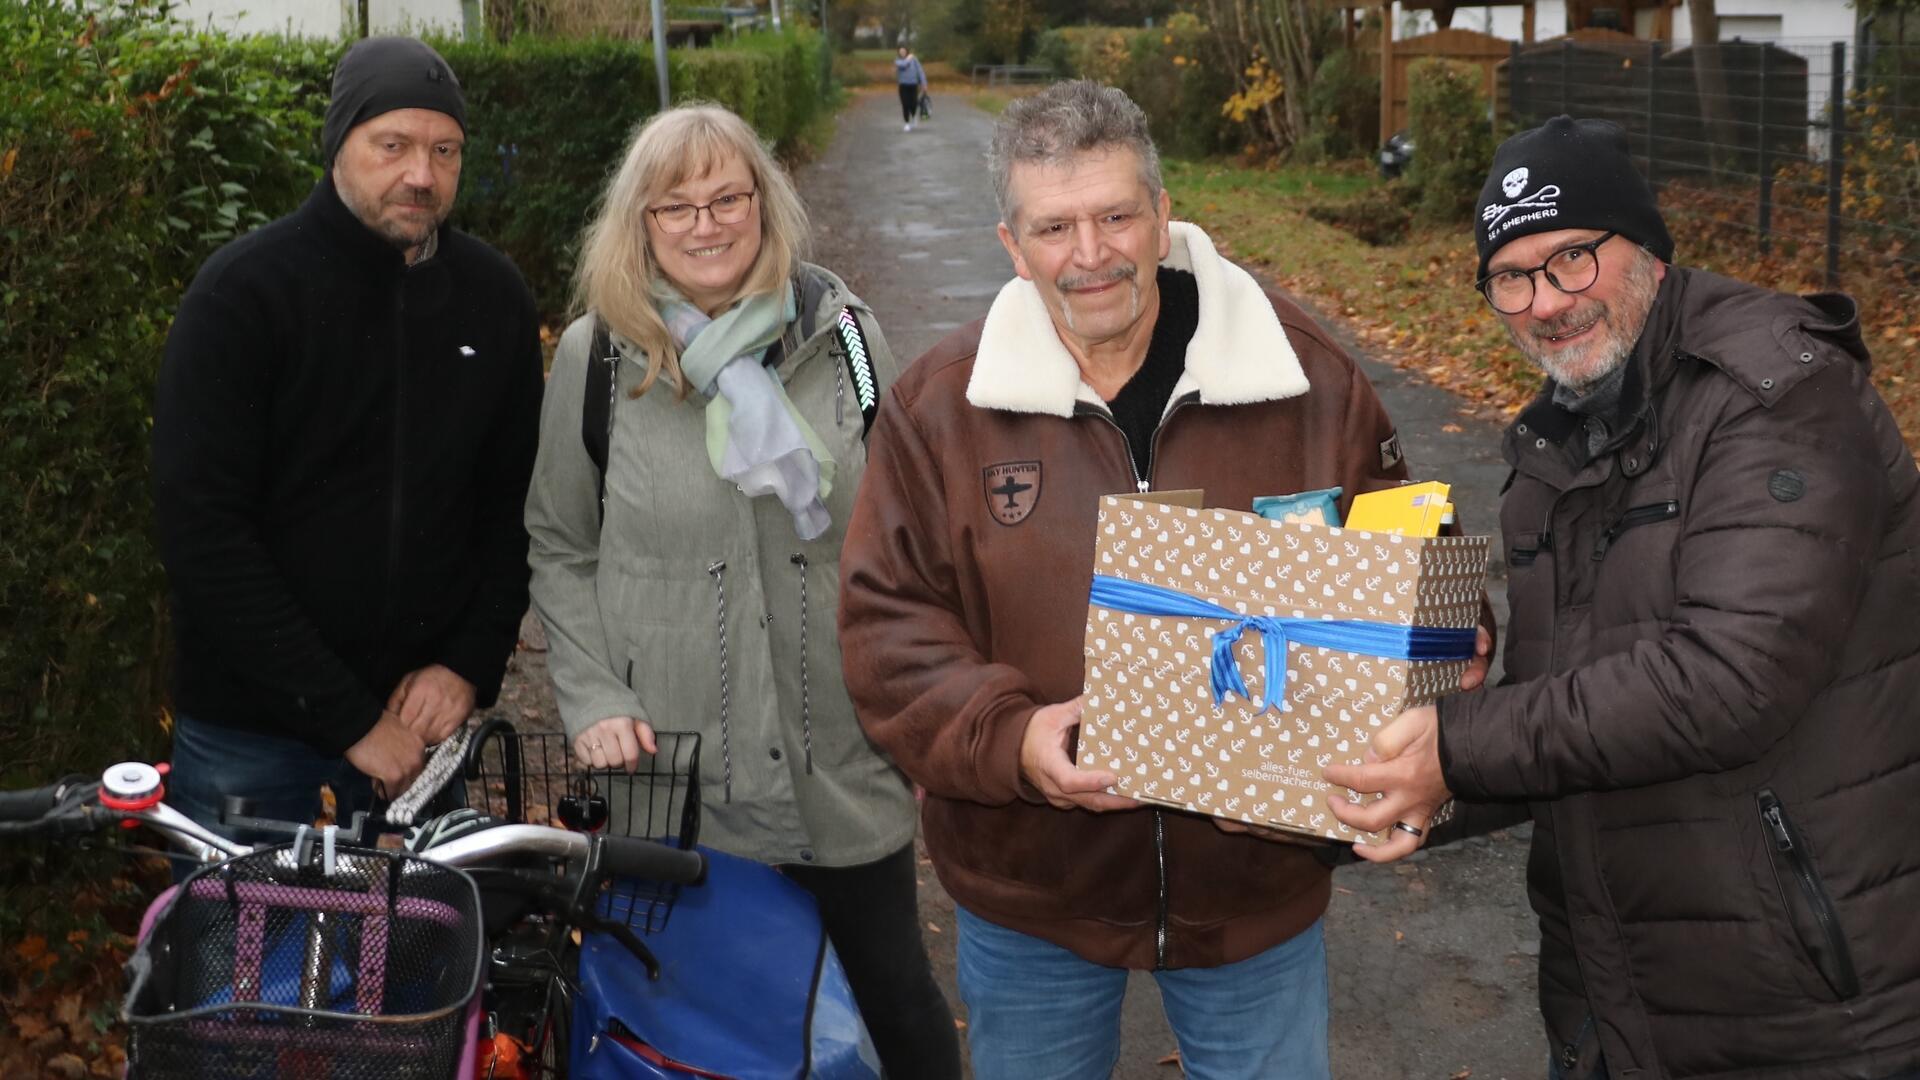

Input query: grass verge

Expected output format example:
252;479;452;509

1164;158;1536;416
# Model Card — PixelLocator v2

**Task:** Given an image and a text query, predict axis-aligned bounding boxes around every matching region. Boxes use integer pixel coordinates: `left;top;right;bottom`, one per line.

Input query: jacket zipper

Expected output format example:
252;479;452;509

386;290;408;617
1590;500;1680;560
1758;789;1860;999
1153;810;1169;969
1082;393;1193;970
1084;410;1151;494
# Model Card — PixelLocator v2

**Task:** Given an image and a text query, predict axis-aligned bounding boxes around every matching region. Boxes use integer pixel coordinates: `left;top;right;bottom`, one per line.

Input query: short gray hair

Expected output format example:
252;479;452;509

987;80;1163;226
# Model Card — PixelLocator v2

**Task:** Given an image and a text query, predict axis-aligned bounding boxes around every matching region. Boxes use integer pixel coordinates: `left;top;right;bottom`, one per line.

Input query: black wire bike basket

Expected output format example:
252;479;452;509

440;724;702;934
123;844;483;1080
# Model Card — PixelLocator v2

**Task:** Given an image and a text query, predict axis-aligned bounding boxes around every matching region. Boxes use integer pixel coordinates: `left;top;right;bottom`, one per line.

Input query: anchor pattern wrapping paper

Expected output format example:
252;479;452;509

1074;496;1491;843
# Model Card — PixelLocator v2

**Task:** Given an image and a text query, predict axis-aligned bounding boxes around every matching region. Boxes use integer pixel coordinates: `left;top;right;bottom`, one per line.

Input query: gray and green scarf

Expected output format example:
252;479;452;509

656;282;835;540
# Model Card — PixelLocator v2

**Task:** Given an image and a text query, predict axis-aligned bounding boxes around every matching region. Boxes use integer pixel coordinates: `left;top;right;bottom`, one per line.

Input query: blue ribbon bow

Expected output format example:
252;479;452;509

1087;575;1476;713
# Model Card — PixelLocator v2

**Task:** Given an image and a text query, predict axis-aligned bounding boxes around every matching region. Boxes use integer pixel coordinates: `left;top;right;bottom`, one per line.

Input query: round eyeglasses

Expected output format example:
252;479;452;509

648;190;757;235
1475;230;1617;315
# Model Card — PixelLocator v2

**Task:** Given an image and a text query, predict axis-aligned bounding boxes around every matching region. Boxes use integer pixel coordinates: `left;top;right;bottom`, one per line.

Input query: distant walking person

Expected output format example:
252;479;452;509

894;45;927;132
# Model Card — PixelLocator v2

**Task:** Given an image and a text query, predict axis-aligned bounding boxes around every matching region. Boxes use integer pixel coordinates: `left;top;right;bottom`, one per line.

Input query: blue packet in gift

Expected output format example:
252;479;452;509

1253;486;1344;527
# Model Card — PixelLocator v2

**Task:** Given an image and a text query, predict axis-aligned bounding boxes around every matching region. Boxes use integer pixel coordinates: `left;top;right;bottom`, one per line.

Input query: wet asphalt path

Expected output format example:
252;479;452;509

794;87;1547;1080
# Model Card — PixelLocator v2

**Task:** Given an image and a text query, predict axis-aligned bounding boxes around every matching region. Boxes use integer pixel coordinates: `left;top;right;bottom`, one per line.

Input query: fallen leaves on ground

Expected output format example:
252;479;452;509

1;858;165;1079
1170;167;1920;447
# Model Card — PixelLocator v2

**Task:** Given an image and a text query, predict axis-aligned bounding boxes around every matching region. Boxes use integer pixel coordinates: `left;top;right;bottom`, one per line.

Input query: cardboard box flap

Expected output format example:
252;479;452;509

1093;497;1487;628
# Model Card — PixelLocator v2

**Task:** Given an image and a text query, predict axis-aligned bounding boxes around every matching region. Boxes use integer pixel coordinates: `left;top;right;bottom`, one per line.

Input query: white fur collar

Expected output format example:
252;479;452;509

965;221;1309;417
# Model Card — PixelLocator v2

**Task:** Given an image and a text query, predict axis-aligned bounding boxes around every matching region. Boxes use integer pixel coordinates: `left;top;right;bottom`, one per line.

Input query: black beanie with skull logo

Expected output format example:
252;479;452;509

1474;115;1674;279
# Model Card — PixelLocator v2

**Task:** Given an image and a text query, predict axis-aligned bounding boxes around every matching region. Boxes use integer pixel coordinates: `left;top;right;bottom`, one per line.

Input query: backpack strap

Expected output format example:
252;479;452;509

582;316;618;522
760;266;833;372
765;266;880;437
833;306;879;437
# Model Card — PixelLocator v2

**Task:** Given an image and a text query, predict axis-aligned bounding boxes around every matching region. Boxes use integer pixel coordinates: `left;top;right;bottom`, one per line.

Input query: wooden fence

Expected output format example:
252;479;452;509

1358;27;1511;138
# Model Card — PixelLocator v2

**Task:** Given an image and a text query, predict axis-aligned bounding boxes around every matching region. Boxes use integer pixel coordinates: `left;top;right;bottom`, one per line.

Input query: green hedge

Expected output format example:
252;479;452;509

1034;21;1243;160
0;2;828;784
1405;57;1496;224
450;30;829;315
1300;48;1379;163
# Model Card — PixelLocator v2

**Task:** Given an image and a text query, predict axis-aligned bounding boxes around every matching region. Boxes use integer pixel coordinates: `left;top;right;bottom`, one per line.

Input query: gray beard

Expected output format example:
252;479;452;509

1510;252;1660;393
1057;265;1142;336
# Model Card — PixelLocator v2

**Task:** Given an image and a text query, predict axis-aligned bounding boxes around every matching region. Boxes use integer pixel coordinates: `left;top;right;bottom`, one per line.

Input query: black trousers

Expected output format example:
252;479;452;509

782;843;961;1080
898;83;921;122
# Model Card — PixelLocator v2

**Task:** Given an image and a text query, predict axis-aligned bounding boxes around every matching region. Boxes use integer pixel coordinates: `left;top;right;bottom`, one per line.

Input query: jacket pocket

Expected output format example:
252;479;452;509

1509;530;1551;567
1757;788;1860;1000
1590;500;1679;561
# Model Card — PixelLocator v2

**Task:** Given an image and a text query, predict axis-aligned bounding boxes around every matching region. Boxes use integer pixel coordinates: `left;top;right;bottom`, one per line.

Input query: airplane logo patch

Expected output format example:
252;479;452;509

983;461;1042;526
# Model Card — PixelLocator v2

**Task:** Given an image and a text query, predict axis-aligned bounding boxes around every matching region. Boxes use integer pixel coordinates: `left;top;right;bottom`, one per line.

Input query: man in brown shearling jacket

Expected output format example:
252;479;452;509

1329;116;1920;1080
838;80;1492;1078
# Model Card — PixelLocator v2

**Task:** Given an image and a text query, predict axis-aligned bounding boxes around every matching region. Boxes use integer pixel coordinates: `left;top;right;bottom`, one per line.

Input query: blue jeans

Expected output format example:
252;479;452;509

954;906;1331;1080
167;714;374;852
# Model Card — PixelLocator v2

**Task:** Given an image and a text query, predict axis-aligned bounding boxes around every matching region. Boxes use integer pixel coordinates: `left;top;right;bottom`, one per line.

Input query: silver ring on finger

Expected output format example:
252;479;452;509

1392;821;1424;839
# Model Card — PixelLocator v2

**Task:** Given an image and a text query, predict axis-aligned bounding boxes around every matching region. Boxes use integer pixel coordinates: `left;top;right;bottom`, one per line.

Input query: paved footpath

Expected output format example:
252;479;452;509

796;88;1547;1080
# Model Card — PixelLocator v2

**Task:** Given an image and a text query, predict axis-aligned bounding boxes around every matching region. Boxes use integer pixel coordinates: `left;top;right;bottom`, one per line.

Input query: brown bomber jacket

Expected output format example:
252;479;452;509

838;224;1418;969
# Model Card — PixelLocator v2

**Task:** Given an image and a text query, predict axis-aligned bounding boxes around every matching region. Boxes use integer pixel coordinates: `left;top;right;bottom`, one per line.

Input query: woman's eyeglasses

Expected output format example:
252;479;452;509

648;190;758;235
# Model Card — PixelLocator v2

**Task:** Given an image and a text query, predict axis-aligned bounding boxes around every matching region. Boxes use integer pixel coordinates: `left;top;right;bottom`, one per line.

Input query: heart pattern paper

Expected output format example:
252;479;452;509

1074;496;1491;843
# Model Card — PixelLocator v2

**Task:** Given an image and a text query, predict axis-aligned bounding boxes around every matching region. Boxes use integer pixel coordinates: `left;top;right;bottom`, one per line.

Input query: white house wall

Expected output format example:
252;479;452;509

169;0;470;38
1459;0;1852;46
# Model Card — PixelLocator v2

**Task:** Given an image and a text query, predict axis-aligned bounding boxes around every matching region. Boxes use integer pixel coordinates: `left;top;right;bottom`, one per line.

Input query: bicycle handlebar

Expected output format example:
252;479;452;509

0;781;80;823
420;824;706;885
0;761;706;892
597;834;707;886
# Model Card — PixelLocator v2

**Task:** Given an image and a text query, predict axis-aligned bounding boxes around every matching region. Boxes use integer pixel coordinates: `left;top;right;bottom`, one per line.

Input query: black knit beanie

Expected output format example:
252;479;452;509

322;37;466;166
1474;115;1673;278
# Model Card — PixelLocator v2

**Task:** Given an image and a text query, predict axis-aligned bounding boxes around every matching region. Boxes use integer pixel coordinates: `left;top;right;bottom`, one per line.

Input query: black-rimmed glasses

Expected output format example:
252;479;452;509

1476;230;1617;315
648;190;757;234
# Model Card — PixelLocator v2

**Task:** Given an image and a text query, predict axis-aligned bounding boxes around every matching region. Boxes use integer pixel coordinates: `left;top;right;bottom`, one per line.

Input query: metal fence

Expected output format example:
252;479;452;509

1506;34;1919;286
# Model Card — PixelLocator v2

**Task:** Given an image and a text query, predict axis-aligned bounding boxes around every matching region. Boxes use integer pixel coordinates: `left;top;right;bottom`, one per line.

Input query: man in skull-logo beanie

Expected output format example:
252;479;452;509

1474;115;1674;279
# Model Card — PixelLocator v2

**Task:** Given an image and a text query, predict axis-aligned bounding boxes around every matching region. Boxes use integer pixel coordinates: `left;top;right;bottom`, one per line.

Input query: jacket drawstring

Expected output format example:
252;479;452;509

706;560;734;803
833;344;846;426
790;552;814;774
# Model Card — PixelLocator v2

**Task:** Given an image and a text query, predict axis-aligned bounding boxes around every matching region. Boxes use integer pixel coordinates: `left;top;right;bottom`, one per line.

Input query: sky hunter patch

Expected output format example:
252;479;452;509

983;461;1041;526
1380;431;1404;471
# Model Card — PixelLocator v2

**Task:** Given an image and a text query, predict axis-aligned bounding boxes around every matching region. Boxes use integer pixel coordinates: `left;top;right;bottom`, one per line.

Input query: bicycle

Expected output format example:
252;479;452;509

427;720;882;1079
0;719;881;1080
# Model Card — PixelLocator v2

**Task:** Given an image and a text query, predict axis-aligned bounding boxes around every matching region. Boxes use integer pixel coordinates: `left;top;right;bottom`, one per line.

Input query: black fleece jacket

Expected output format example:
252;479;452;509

153;175;543;755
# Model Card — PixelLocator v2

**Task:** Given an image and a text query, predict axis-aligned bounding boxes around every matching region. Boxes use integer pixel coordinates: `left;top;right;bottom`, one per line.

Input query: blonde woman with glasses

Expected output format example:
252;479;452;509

525;104;960;1076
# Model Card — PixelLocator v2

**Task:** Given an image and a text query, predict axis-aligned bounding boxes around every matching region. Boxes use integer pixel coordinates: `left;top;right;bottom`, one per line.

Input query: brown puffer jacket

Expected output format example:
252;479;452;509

838;224;1420;970
1439;266;1920;1079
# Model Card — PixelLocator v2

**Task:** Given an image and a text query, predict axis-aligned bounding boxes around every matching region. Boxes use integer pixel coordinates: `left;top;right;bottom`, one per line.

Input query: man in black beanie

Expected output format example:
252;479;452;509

152;37;543;844
1328;115;1920;1080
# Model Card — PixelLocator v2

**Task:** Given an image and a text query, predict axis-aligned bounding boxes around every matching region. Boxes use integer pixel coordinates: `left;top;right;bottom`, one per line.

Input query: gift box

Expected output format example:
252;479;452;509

1073;495;1491;843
